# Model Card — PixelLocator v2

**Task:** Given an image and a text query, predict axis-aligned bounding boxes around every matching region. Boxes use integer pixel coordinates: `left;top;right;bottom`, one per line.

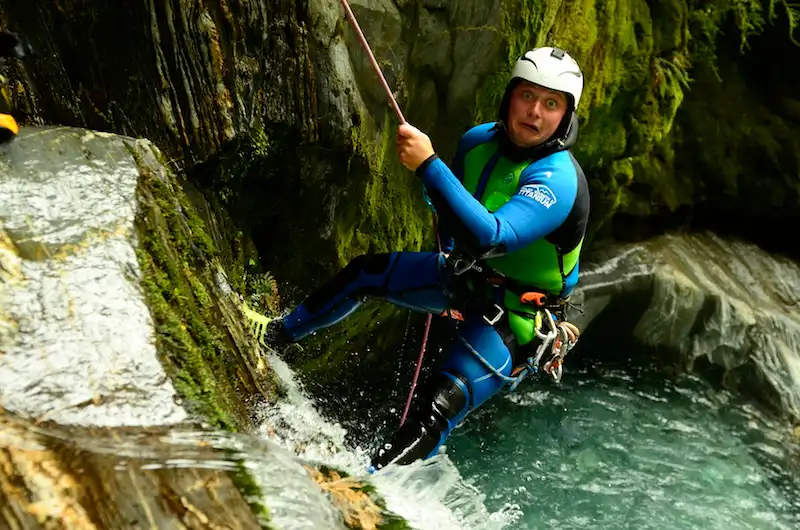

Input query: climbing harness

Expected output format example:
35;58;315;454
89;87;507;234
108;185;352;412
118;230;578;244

459;306;579;392
439;251;582;388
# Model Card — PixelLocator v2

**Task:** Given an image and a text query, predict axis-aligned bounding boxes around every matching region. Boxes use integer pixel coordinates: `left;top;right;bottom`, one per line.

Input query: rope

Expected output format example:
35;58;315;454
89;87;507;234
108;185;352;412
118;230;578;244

400;313;433;426
339;0;406;125
399;213;442;427
457;335;517;384
338;0;436;427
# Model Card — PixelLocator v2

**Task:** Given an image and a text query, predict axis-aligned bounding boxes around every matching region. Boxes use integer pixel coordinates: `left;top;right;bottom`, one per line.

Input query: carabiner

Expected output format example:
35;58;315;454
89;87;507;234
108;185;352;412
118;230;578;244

452;258;477;276
482;303;504;325
544;358;563;383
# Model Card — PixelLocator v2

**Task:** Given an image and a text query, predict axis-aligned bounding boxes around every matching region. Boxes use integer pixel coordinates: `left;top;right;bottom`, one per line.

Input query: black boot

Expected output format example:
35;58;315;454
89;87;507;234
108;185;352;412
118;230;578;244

370;372;469;471
370;415;445;471
264;318;303;358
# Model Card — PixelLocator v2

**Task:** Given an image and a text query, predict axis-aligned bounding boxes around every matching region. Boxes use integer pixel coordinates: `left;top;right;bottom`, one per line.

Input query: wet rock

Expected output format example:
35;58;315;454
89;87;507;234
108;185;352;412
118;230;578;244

0;127;188;427
306;465;410;530
575;233;800;422
0;0;317;163
411;7;452;76
0;125;413;529
0;412;276;529
0;126;278;429
445;1;503;121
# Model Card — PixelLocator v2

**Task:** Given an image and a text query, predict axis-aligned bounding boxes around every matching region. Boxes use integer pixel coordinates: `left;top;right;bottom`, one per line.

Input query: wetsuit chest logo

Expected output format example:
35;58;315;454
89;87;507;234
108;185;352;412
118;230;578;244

519;184;557;208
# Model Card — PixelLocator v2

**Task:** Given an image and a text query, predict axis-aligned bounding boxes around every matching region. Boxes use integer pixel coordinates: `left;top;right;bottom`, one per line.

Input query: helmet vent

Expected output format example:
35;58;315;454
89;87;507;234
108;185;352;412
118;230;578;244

520;55;538;70
550;48;566;60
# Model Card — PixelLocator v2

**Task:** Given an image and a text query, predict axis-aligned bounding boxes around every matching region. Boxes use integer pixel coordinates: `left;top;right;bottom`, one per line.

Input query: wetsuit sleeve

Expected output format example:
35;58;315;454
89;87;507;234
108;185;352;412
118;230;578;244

417;156;577;255
425;127;496;254
437;136;475;254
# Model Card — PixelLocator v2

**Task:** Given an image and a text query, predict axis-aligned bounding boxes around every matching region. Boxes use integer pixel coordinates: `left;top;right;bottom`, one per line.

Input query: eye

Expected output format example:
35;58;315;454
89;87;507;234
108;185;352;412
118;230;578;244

546;99;558;110
522;91;534;100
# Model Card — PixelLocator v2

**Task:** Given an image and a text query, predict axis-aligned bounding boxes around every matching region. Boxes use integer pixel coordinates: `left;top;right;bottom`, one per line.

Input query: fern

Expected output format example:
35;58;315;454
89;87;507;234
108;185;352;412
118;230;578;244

245;270;281;315
769;0;800;45
731;0;766;50
652;55;693;100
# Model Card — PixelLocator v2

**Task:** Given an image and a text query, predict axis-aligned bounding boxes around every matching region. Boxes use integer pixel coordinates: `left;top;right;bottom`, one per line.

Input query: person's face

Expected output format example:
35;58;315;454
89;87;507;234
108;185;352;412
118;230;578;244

507;81;568;148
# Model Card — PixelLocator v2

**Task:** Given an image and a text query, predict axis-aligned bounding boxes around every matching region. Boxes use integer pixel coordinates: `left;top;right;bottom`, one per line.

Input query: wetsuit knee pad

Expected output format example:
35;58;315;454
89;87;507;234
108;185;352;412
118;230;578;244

370;372;471;470
426;372;470;427
305;254;392;313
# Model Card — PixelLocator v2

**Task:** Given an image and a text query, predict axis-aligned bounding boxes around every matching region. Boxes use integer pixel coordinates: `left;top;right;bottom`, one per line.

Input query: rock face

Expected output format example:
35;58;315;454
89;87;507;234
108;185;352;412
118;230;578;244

574;233;800;422
0;126;281;526
1;0;799;438
0;126;277;431
0;125;409;530
0;412;265;529
0;0;317;163
3;1;799;282
0;127;188;427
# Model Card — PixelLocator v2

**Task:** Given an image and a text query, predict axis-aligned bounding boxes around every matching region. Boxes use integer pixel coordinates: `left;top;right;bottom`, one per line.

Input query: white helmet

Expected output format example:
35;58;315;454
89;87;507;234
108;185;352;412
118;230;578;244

510;47;584;109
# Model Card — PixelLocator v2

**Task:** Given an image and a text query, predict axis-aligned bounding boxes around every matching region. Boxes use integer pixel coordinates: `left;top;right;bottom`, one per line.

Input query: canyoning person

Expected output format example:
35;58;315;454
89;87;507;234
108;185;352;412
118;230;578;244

0;31;31;144
266;46;589;470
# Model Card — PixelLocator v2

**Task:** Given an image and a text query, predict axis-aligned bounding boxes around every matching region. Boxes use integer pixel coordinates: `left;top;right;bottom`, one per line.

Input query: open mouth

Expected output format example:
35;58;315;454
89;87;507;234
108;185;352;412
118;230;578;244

520;123;539;134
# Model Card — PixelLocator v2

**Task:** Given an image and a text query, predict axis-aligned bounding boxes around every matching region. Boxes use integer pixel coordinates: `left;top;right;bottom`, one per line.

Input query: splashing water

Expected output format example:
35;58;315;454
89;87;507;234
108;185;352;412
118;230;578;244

255;352;514;529
254;350;800;529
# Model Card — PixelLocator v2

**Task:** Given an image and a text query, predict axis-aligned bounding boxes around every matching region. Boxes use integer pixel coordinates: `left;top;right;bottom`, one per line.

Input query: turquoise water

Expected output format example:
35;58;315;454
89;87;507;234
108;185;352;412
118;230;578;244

445;368;800;529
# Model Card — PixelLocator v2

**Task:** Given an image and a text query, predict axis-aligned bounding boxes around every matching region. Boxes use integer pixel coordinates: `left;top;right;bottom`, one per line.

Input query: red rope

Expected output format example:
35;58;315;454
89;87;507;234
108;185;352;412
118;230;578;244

400;312;433;426
339;0;437;427
339;0;406;125
399;214;441;427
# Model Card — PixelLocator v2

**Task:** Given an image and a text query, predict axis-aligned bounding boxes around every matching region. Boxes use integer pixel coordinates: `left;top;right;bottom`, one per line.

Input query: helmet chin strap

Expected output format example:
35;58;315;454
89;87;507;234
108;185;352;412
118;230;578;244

547;110;575;148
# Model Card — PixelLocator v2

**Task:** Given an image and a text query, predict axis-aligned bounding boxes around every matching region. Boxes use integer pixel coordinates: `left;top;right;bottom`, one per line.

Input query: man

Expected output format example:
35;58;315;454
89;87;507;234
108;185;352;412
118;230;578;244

268;47;589;471
0;31;31;144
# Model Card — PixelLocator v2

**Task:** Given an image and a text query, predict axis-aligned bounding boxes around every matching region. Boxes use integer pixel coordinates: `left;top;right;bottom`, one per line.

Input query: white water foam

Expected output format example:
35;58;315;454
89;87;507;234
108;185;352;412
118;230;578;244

255;352;517;529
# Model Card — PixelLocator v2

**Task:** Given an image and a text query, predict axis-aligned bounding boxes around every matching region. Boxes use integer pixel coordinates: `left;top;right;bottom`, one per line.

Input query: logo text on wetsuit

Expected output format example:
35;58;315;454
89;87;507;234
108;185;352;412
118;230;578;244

518;184;557;208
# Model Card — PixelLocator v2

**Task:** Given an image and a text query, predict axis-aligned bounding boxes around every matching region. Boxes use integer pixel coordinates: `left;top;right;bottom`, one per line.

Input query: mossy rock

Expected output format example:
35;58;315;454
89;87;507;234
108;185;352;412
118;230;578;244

129;139;280;432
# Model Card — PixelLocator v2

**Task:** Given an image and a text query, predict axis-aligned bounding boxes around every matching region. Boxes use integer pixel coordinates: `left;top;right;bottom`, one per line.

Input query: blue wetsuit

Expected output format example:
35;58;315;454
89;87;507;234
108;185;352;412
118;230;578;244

280;117;589;469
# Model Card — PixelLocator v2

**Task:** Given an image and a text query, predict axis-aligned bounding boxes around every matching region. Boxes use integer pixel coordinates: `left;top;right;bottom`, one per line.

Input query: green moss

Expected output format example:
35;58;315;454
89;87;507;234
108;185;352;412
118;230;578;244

231;460;273;528
474;0;655;123
130;143;276;432
135;212;239;430
193;111;430;295
470;0;800;235
769;0;800;45
340;108;431;261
